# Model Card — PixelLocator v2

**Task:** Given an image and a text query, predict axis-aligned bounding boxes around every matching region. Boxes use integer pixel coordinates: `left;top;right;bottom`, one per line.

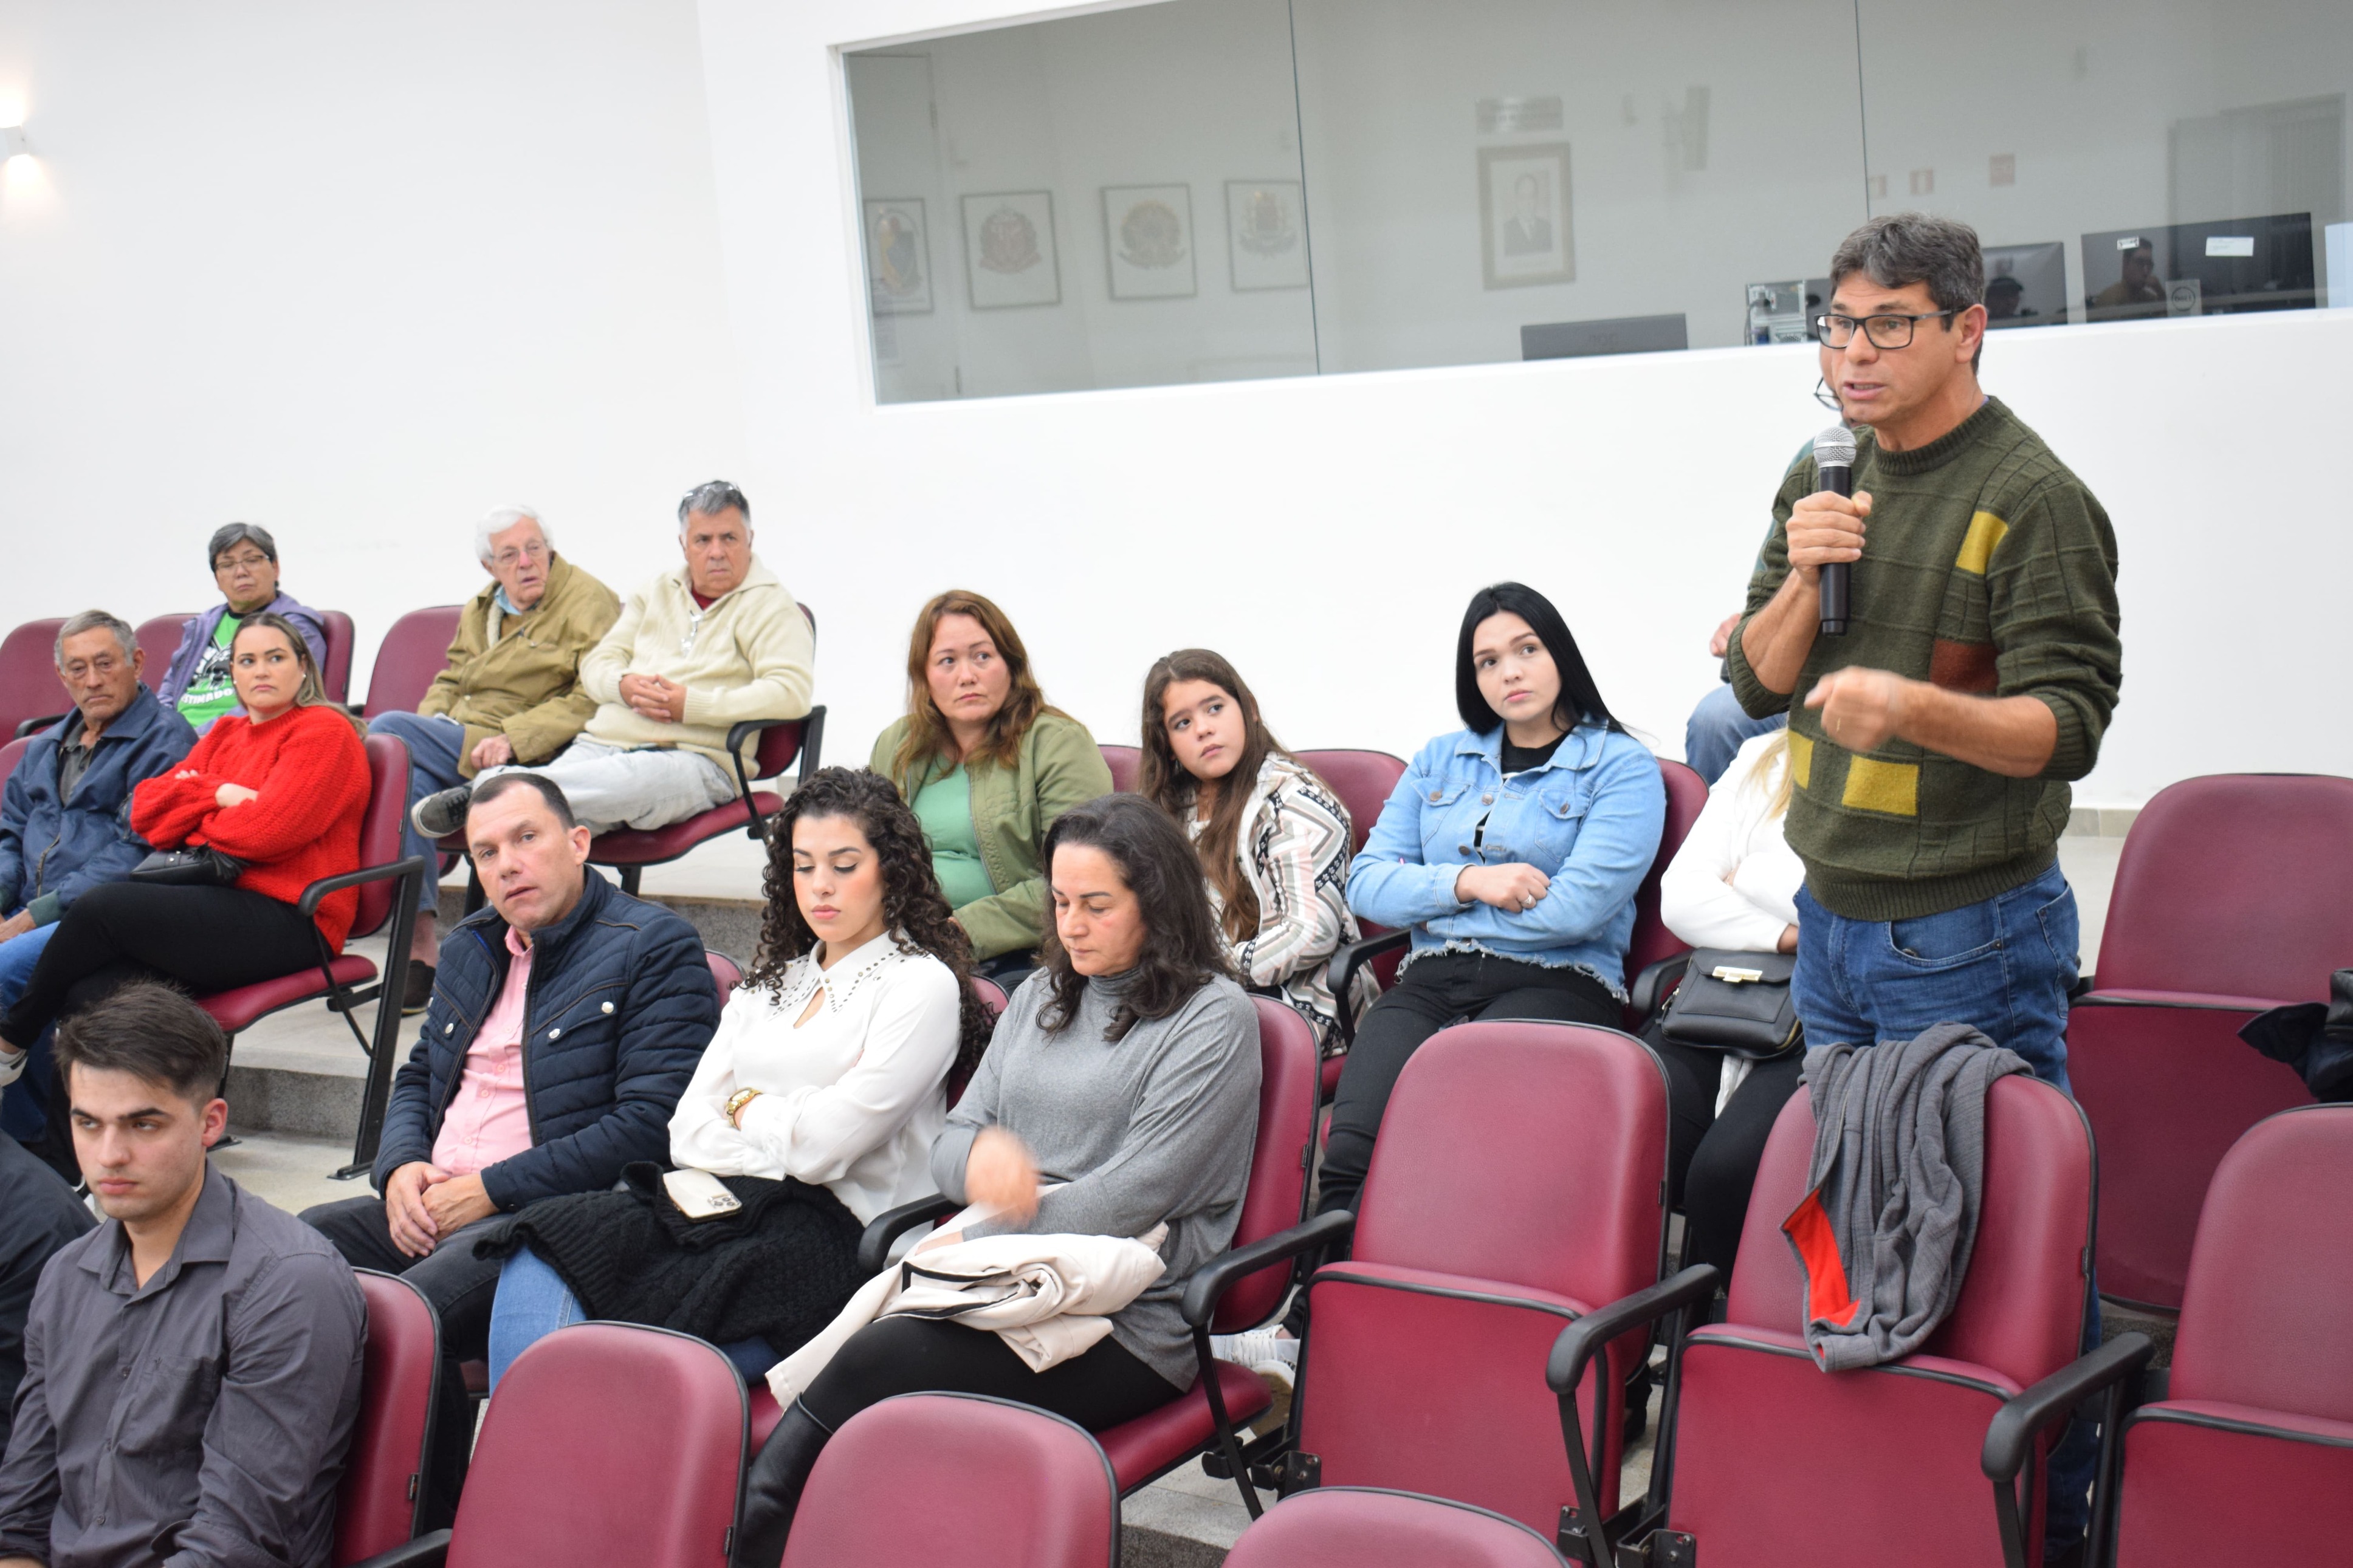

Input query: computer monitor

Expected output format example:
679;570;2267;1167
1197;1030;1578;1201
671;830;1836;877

1981;242;2067;329
1521;313;1690;360
2081;212;2316;322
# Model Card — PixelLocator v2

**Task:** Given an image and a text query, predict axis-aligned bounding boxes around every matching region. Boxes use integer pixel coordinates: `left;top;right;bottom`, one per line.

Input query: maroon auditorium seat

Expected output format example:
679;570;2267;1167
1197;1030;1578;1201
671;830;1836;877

706;950;742;1008
362;605;464;719
134;613;194;682
193;733;428;1176
754;995;1319;1517
317;609;357;705
1225;1488;1572;1567
1293;749;1407;858
589;604;823;895
1630;1075;2094;1568
1;617;66;738
2066;774;2353;1309
2109;1104;2353;1566
781;1394;1118;1568
351;1323;746;1568
1286;1020;1668;1536
336;1272;441;1566
0;736;29;787
1099;743;1139;792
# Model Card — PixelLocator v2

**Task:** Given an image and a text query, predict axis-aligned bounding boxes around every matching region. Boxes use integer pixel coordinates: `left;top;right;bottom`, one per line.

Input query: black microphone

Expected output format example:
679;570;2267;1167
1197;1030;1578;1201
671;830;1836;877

1813;424;1857;636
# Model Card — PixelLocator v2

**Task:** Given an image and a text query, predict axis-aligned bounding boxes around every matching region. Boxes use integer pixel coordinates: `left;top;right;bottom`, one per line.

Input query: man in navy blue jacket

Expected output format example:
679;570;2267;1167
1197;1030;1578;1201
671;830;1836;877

0;612;197;1163
303;771;718;1524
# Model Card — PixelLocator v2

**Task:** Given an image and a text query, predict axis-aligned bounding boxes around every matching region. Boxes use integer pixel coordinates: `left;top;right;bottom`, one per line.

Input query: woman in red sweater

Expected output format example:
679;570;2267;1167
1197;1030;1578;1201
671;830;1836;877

0;614;371;1066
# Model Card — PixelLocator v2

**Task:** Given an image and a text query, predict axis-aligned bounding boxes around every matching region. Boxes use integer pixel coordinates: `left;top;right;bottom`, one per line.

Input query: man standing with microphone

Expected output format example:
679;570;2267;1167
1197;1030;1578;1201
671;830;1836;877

1727;212;2120;1566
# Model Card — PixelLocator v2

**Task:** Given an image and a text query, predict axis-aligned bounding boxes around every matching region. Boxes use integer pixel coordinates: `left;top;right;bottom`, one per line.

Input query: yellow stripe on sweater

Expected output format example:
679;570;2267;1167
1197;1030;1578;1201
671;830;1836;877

1841;756;1920;817
1788;730;1814;792
1955;510;2009;575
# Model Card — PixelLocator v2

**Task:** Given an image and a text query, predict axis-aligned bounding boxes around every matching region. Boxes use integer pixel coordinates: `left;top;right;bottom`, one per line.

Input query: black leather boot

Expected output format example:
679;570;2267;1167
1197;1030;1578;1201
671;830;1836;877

731;1401;831;1568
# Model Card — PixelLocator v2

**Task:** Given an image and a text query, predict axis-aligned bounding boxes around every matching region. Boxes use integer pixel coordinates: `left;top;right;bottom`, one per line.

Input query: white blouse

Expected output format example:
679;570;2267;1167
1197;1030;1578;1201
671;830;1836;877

668;930;960;1225
1657;732;1806;1115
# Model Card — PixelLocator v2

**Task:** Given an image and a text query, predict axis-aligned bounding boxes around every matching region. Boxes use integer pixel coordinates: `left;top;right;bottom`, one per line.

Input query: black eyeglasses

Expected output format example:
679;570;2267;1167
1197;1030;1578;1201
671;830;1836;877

1812;310;1958;349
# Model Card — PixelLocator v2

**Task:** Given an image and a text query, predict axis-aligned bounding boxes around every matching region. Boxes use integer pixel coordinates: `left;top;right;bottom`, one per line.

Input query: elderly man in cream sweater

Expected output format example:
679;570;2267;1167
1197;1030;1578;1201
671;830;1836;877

411;481;815;838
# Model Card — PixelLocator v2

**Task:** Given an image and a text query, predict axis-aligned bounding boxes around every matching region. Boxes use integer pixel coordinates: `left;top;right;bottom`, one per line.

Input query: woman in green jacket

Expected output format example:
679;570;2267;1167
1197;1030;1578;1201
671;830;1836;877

870;590;1114;982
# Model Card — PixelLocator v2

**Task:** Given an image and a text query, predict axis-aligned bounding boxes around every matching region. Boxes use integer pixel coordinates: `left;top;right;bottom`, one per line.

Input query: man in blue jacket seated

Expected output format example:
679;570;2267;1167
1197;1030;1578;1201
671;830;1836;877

302;772;718;1525
0;611;198;1172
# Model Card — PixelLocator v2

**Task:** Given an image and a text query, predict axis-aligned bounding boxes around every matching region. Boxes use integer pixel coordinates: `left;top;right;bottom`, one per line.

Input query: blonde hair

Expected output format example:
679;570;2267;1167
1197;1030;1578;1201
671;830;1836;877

1746;730;1795;820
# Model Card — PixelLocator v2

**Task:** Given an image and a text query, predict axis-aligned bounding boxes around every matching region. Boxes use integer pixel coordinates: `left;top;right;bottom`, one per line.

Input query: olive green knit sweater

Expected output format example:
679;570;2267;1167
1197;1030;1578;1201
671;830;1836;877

1727;397;2121;922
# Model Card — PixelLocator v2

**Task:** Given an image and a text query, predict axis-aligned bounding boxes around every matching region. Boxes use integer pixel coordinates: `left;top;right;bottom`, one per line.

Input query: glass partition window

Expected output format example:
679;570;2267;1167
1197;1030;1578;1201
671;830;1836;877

845;0;2352;403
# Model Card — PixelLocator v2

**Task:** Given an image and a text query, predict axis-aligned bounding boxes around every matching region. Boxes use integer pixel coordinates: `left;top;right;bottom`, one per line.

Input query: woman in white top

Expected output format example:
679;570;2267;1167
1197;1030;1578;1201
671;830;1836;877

1137;648;1369;1049
1654;729;1807;1280
484;767;989;1388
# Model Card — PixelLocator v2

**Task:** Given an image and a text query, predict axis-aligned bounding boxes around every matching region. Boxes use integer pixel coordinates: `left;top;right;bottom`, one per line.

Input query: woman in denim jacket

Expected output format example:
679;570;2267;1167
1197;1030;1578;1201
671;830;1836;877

1317;581;1665;1224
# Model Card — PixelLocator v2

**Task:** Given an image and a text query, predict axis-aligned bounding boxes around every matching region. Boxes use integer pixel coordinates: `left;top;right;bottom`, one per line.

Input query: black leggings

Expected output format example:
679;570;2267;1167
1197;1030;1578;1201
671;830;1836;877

1;881;323;1049
798;1314;1180;1434
1652;1036;1807;1281
1317;950;1620;1222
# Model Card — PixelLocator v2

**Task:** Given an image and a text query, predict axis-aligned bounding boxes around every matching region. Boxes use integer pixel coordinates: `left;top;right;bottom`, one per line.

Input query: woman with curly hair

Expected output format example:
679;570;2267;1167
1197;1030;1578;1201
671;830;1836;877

730;793;1260;1566
480;767;990;1388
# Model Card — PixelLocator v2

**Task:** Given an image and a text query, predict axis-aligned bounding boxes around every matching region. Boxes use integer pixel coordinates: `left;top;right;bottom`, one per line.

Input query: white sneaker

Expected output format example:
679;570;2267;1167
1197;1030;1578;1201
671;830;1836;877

1211;1327;1298;1368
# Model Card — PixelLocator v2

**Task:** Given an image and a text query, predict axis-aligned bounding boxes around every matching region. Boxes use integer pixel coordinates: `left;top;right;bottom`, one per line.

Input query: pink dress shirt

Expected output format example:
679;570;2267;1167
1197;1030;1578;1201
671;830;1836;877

431;925;538;1176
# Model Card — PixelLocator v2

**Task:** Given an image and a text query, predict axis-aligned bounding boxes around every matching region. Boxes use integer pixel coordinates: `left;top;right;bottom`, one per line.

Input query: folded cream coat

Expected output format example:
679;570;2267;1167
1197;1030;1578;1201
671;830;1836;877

767;1203;1169;1406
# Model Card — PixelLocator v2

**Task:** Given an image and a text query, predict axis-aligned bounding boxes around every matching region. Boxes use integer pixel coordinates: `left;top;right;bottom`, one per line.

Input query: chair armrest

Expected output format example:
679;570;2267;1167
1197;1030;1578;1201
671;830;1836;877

1627;953;1691;1025
2069;971;2095;999
1981;1332;2154;1483
13;713;65;739
1324;930;1408;1046
724;709;825;840
1180;1210;1356;1329
298;857;431;920
347;1529;451;1568
856;1193;960;1276
1545;1264;1721;1395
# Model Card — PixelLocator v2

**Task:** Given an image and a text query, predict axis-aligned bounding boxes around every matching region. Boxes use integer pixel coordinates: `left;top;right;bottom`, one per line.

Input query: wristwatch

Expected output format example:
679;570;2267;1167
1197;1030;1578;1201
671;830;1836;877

724;1087;762;1127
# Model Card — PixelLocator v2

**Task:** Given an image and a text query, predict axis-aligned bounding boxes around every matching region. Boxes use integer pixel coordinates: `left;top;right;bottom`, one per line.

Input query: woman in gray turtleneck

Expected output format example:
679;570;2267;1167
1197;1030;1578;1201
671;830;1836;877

732;792;1261;1567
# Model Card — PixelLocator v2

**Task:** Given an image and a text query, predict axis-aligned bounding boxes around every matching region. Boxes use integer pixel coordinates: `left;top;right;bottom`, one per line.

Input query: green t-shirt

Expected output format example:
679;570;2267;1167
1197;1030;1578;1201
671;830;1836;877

912;765;997;911
177;615;246;728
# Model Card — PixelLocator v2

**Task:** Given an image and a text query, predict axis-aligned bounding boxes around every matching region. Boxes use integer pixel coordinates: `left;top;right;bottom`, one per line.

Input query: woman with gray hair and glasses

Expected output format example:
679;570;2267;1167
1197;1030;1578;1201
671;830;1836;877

156;522;329;733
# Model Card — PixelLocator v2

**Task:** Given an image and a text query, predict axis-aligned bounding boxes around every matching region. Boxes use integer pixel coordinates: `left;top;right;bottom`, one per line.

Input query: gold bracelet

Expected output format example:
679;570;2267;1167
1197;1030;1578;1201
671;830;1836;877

724;1087;761;1126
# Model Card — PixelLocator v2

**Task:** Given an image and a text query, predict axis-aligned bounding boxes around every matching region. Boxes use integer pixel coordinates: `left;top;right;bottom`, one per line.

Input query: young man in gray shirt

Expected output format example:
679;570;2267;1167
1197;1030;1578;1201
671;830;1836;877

0;984;365;1568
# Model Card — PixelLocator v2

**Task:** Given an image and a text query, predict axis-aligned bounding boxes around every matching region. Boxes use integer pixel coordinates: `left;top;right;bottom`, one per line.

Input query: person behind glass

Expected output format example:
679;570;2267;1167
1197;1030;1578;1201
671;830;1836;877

1318;582;1665;1230
369;504;621;1013
154;522;330;734
1651;730;1805;1281
0;612;198;1171
0;615;369;1135
729;795;1260;1567
481;767;989;1389
870;590;1114;985
0;985;363;1568
1138;648;1368;1050
301;772;716;1526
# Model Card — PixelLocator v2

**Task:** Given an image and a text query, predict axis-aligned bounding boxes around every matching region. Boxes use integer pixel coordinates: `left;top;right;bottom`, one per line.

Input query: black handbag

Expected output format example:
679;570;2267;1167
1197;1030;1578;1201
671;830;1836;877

1658;947;1802;1058
129;846;247;887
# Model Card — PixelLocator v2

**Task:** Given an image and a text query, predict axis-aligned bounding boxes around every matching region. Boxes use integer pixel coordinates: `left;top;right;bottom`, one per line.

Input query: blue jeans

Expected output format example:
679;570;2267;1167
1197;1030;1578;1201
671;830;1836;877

487;1244;777;1392
1683;683;1785;786
0;923;60;1143
366;711;466;912
1791;858;2095;1548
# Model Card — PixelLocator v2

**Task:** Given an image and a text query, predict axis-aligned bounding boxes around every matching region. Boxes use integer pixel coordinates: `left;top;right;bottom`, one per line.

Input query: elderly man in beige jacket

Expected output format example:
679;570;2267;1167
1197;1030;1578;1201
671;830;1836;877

411;480;815;843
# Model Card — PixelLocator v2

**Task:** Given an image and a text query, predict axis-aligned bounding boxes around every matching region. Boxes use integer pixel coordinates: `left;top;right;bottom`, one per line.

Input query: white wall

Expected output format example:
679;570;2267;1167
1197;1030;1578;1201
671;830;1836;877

0;0;746;680
699;0;2353;809
4;0;2346;813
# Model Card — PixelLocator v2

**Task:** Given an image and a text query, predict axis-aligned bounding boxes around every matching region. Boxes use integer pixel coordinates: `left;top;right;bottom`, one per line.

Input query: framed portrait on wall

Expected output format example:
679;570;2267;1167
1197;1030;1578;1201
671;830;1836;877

1225;179;1308;291
960;191;1062;309
863;197;933;315
1478;144;1575;290
1103;183;1197;300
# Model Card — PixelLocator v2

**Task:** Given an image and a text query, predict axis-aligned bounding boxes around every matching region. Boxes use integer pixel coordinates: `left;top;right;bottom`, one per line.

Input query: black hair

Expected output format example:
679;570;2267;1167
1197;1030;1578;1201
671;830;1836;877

469;772;577;830
1454;581;1624;737
747;767;994;1091
55;982;229;1106
1037;793;1232;1042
